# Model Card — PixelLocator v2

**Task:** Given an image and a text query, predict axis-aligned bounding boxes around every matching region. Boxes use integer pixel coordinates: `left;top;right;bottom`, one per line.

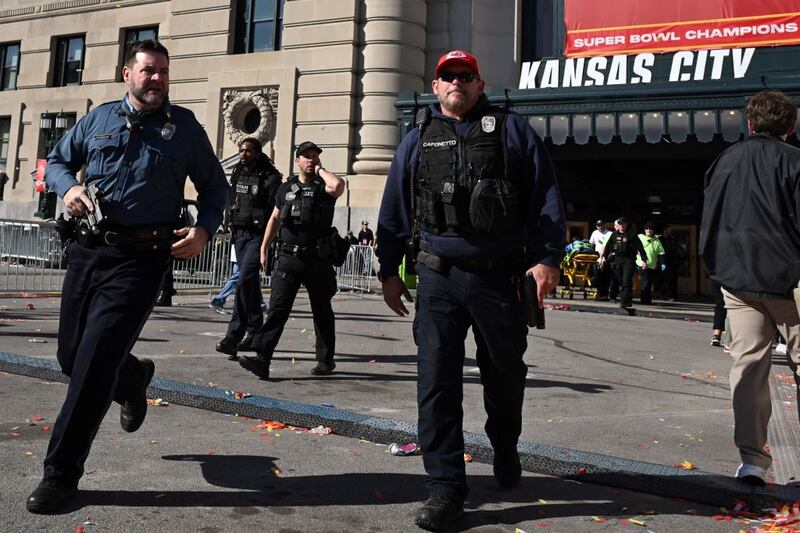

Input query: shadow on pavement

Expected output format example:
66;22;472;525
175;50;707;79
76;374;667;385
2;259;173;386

51;454;728;527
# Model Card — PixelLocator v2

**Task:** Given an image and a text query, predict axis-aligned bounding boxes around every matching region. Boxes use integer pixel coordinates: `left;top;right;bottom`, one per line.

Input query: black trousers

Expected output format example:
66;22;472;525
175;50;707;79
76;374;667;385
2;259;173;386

611;255;636;306
638;267;655;304
43;241;170;483
251;253;337;363
413;264;528;500
226;228;265;340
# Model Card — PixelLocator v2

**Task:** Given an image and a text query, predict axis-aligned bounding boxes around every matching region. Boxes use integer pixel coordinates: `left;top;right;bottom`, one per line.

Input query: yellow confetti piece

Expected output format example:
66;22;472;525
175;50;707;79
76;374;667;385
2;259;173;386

270;466;282;476
591;516;608;523
179;348;186;354
25;451;33;456
675;460;697;470
515;528;528;533
628;518;646;526
538;499;548;504
292;358;296;365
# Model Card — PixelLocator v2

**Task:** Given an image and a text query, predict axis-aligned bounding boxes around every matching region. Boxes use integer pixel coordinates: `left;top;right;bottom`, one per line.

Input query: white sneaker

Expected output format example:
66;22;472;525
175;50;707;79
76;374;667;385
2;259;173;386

735;463;766;486
775;343;787;355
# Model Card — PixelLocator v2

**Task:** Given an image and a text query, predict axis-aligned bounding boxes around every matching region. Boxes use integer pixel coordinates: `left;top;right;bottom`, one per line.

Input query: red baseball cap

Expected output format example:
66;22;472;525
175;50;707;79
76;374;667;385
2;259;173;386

435;50;480;77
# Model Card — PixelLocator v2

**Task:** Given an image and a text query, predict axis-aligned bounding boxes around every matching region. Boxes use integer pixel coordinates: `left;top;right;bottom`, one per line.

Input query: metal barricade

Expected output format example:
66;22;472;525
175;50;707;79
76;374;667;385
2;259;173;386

0;219;64;292
0;220;372;295
335;245;374;294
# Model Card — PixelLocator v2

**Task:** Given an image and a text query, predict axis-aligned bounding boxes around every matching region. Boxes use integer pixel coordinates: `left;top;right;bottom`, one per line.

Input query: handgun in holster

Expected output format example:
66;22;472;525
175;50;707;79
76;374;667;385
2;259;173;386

524;273;545;329
54;214;76;250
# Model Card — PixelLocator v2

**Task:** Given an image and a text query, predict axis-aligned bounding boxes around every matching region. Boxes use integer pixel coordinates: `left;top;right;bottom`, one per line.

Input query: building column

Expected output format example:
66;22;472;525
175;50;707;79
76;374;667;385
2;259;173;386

348;0;427;212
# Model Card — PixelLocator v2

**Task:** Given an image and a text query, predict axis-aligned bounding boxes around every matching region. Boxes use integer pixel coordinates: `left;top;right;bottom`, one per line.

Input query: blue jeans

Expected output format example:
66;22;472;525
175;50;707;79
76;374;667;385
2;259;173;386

211;263;240;306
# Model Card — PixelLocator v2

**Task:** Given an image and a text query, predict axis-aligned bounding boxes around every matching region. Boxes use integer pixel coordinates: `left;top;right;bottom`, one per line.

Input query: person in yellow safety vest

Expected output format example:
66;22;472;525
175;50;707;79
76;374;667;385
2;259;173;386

636;221;665;305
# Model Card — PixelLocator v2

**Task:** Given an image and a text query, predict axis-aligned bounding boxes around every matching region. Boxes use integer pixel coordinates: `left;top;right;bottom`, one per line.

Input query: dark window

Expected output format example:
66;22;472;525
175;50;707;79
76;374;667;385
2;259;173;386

0;43;20;90
233;0;285;54
124;26;158;58
0;116;10;167
521;0;557;61
53;35;84;87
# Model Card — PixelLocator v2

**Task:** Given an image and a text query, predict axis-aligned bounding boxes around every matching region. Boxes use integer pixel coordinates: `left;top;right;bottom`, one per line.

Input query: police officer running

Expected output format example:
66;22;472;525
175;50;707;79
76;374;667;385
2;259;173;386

215;137;282;360
600;217;648;308
377;50;565;531
26;40;228;514
238;141;345;379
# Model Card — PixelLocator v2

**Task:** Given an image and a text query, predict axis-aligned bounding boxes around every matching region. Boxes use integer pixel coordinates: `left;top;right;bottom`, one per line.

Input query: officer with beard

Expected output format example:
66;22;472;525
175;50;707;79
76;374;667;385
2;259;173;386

238;141;345;379
215;137;282;360
27;39;227;513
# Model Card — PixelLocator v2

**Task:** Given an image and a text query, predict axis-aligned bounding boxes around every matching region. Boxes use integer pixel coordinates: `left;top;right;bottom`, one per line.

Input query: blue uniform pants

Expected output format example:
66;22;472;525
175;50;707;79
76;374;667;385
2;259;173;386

413;264;528;500
226;229;264;340
251;253;337;363
43;241;170;483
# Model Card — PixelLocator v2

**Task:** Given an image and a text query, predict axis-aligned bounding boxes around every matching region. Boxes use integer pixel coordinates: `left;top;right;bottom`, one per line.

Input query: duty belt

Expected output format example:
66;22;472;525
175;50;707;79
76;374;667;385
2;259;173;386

417;240;520;273
278;242;318;258
76;222;175;252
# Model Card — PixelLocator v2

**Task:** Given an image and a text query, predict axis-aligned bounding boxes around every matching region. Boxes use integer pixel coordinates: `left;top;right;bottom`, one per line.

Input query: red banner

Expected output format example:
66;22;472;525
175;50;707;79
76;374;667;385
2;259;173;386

565;0;800;57
34;159;46;193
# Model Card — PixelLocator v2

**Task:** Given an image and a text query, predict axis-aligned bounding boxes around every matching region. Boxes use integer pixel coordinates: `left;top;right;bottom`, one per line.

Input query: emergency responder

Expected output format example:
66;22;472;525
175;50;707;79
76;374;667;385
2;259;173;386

26;40;227;514
601;217;648;308
238;141;345;379
636;221;665;305
215;137;282;360
376;50;565;531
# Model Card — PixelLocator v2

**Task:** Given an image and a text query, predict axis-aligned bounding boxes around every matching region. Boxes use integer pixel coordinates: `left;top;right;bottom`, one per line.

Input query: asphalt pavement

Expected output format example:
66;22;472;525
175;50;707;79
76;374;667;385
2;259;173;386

1;290;799;532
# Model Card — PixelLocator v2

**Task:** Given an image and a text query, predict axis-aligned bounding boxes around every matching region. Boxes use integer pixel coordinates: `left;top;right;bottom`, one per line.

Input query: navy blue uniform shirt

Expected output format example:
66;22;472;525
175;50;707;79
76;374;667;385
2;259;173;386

46;96;228;235
376;95;566;279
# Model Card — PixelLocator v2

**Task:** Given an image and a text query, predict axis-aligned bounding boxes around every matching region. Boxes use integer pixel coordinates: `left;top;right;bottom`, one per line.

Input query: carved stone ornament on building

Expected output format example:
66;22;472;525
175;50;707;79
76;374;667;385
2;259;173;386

222;88;279;147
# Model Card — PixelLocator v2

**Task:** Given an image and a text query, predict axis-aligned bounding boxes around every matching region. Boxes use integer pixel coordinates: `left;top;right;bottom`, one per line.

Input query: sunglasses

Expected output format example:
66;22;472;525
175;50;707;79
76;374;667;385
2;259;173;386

438;71;480;83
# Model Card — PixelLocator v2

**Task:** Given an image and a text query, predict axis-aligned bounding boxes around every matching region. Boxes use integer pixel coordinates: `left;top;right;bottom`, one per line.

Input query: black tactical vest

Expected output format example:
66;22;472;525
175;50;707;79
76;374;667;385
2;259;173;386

279;176;334;234
414;108;521;236
230;164;275;229
610;231;634;256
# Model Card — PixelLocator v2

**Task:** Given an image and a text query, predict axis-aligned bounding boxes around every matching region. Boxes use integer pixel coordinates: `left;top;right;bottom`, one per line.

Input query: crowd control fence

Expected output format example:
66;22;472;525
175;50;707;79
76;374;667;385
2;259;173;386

0;220;373;295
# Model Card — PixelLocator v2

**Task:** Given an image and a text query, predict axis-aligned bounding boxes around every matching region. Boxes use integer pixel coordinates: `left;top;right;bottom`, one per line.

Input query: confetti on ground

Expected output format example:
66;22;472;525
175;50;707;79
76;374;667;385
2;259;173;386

577;467;586;475
26;303;35;310
270;466;282;476
28;338;47;343
369;359;376;364
253;420;287;431
591;516;608;523
628;518;646;526
225;390;251;400
674;460;697;470
464;453;473;463
147;398;169;406
309;425;332;435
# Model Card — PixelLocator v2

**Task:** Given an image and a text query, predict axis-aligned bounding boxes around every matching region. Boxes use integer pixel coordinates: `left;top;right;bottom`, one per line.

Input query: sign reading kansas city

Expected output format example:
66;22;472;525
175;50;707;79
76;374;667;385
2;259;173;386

518;48;755;89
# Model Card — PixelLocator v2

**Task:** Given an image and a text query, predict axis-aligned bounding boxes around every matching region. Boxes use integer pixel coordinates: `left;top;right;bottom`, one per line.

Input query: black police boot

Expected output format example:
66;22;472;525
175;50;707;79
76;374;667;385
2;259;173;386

239;355;270;380
154;291;172;307
238;335;256;352
26;479;78;514
414;495;464;532
311;361;336;376
120;358;155;433
493;448;522;489
215;336;239;361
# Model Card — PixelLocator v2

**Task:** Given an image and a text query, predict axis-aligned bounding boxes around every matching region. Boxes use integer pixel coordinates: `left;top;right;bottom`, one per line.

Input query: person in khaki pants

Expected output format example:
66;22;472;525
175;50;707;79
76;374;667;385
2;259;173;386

700;89;800;487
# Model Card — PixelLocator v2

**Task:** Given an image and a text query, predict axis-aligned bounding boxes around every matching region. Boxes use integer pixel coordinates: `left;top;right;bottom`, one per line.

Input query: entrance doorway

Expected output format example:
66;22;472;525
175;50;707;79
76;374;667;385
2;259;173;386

548;137;730;295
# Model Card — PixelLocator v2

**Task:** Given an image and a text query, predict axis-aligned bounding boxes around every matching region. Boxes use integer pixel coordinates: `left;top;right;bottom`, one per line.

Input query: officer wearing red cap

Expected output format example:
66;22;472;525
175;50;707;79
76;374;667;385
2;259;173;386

377;50;566;531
